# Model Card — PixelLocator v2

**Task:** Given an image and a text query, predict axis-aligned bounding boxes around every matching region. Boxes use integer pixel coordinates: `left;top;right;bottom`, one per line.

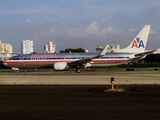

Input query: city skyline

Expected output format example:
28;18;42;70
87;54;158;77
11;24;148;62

0;39;57;53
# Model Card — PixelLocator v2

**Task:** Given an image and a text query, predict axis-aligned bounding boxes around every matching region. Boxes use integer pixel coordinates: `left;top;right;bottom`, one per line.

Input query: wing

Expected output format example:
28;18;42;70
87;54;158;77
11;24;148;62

69;45;108;66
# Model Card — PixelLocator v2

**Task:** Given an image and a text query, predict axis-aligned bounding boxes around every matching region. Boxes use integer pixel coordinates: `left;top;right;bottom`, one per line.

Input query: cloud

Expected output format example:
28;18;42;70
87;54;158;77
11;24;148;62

107;14;113;19
0;0;160;53
26;19;31;23
101;26;114;34
128;29;136;32
150;30;159;35
0;9;41;15
85;22;99;34
65;21;122;40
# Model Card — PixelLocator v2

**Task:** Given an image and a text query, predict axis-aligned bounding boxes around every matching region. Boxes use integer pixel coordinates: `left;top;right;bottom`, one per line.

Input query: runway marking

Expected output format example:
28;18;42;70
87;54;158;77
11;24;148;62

13;75;27;84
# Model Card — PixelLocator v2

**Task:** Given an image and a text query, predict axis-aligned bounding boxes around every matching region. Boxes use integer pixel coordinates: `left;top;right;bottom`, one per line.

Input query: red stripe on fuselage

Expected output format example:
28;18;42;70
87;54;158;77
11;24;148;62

4;59;127;65
3;60;69;64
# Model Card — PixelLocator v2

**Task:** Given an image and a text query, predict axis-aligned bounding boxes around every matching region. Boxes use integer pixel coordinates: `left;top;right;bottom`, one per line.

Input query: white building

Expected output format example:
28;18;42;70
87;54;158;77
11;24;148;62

21;40;33;54
85;50;89;53
96;46;104;53
96;45;120;53
44;41;56;53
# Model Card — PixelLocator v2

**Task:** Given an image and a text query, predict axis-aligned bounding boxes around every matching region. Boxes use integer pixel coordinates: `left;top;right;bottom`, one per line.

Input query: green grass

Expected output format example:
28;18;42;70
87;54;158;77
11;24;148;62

115;86;128;92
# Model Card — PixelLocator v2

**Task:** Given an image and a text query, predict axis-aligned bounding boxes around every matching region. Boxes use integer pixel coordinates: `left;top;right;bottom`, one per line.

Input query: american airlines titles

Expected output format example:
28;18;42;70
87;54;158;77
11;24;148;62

31;54;56;58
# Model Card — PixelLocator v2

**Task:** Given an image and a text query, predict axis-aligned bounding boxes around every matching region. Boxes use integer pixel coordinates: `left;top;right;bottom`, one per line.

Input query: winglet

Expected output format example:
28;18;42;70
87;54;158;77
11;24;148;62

100;45;108;56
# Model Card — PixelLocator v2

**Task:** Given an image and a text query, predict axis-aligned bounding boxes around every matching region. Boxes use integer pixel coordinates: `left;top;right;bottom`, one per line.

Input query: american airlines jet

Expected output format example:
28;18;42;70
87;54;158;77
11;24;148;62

3;25;155;73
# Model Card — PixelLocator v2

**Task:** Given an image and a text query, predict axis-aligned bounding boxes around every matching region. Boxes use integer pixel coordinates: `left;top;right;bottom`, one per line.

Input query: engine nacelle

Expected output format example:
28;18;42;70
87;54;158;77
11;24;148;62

84;63;92;69
54;62;69;70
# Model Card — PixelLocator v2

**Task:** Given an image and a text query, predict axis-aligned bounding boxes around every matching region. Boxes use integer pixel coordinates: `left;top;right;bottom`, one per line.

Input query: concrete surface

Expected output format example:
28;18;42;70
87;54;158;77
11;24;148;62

0;71;160;85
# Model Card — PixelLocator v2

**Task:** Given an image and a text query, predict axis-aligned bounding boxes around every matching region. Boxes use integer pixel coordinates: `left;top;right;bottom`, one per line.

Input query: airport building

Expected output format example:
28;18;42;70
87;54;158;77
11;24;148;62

21;40;33;54
44;41;56;53
96;45;120;53
0;41;12;53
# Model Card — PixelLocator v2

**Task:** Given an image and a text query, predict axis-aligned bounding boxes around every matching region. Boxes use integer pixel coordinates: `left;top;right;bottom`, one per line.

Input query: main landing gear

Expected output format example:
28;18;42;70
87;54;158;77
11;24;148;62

76;68;81;73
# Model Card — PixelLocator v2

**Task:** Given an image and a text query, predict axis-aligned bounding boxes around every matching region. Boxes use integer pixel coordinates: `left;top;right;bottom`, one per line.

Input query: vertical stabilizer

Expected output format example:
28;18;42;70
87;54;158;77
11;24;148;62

115;25;151;53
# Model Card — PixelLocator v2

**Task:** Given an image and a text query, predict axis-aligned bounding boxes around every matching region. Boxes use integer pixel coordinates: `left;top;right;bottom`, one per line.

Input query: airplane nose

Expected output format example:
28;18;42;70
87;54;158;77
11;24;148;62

3;62;8;65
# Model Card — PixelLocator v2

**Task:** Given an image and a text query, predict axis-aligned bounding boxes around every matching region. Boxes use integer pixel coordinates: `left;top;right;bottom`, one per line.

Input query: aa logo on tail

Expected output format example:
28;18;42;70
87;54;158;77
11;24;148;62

131;37;144;48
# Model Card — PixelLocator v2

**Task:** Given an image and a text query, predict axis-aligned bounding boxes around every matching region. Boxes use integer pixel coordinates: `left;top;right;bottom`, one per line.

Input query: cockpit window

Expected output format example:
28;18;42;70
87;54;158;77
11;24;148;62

9;56;20;60
9;57;14;60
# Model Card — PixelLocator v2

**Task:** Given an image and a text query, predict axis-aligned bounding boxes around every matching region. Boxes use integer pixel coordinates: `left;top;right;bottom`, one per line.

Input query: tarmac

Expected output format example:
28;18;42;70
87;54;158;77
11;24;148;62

0;71;160;120
0;71;160;85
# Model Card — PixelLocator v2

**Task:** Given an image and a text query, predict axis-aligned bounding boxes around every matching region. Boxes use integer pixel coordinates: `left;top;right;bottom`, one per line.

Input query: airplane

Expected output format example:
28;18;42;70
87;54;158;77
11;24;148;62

3;25;155;73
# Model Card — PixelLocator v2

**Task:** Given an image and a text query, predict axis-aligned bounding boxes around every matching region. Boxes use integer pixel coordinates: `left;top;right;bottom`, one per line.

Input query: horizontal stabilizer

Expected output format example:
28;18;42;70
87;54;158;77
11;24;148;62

135;50;156;56
99;45;108;56
127;50;156;62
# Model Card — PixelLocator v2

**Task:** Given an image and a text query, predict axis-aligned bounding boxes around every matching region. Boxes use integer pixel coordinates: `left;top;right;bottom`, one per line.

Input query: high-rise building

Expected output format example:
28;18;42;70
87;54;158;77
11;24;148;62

21;40;33;54
0;41;12;53
44;41;56;53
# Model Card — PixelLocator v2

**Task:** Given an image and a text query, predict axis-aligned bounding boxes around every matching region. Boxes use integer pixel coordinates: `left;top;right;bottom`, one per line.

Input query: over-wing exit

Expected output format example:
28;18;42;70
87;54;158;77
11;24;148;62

3;25;155;73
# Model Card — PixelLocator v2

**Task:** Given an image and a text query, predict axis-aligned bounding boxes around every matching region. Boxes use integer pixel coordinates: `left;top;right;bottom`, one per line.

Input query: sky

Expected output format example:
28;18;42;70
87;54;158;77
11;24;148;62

0;0;160;53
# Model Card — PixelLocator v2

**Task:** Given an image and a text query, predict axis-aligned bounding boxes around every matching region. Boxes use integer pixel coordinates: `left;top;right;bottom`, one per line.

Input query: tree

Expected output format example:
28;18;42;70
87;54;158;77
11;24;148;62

143;54;160;63
59;48;86;53
0;61;9;69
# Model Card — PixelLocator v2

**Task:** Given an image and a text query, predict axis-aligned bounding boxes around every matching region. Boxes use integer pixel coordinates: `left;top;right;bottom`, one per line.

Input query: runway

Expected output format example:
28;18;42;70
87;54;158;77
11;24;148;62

0;71;160;85
0;71;160;120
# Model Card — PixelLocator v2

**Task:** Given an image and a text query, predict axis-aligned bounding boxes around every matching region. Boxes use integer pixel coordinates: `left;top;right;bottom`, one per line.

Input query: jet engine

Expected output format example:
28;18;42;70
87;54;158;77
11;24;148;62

54;62;69;70
84;63;92;69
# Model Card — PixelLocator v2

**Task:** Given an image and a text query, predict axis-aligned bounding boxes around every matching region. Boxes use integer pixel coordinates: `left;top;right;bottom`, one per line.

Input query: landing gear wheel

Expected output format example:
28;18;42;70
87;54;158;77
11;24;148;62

76;69;81;73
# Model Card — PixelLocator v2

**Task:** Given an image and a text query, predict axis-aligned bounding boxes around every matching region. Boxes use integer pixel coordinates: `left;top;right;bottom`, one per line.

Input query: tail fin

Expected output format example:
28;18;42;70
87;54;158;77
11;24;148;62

115;25;151;53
